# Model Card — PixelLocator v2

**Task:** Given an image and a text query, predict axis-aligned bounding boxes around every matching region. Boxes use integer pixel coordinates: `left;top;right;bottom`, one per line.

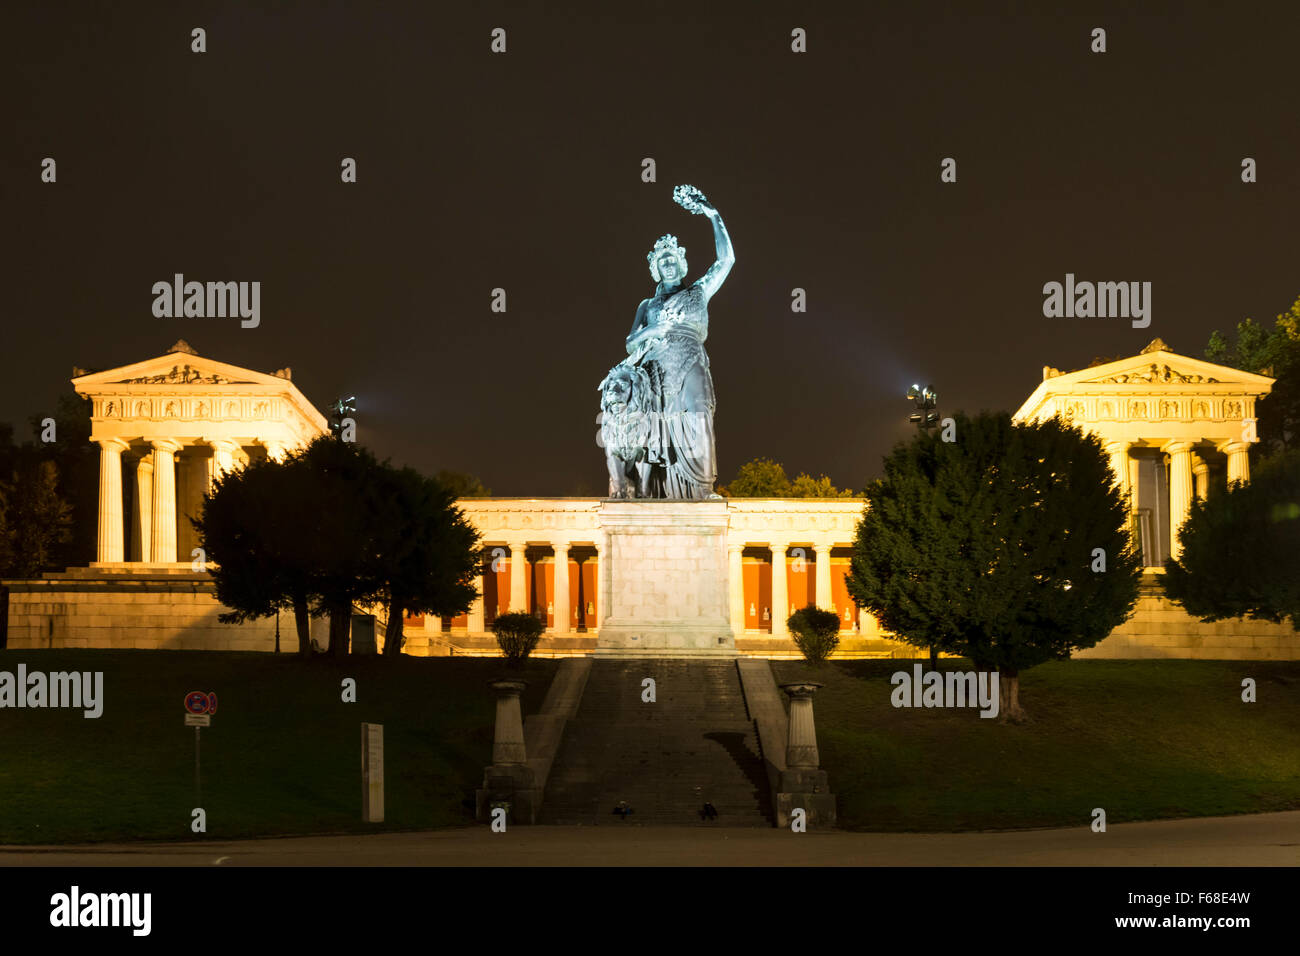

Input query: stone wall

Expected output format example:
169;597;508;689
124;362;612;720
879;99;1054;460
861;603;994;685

3;567;323;651
1075;574;1300;660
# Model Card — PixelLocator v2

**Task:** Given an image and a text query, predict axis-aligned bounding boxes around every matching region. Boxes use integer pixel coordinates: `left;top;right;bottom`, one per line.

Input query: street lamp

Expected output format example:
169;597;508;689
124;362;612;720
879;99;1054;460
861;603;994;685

330;395;357;438
907;383;939;429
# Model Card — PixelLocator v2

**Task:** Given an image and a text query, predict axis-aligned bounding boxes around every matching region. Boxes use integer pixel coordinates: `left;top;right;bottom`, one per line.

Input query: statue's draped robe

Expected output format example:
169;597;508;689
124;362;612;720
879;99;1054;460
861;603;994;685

626;281;717;499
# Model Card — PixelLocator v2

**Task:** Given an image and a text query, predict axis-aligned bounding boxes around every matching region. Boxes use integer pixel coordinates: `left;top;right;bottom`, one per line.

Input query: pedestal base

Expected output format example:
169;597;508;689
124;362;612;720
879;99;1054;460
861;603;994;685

595;500;736;658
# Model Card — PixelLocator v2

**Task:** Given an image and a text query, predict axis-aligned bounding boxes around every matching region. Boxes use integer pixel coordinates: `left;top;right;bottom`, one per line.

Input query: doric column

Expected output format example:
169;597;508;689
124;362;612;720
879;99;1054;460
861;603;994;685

1163;440;1194;561
150;439;182;563
728;544;745;634
1192;456;1209;501
509;542;529;613
261;439;287;462
1103;440;1131;499
815;542;834;611
1220;440;1250;487
95;438;129;563
131;454;153;562
592;542;602;631
209;439;239;489
770;541;789;639
552;544;570;635
467;551;486;633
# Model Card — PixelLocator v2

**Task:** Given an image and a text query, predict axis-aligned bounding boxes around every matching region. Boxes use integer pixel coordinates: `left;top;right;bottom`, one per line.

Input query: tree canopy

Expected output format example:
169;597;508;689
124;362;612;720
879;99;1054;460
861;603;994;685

1205;294;1300;458
1164;449;1300;628
720;457;854;497
195;437;479;656
847;411;1142;721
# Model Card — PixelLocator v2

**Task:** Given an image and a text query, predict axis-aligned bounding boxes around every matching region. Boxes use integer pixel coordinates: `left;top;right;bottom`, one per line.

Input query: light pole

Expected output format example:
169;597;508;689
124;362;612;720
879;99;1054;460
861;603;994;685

907;382;941;669
907;383;939;430
330;395;357;439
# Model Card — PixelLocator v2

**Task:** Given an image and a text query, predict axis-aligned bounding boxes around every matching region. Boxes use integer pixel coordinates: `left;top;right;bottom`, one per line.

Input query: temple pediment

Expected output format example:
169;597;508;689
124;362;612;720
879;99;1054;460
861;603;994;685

1038;341;1273;392
1015;339;1275;445
73;341;292;390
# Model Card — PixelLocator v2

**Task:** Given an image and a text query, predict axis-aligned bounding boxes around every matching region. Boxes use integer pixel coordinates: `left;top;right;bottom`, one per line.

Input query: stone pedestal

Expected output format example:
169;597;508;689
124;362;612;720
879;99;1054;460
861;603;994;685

594;500;736;657
475;678;542;824
776;681;836;828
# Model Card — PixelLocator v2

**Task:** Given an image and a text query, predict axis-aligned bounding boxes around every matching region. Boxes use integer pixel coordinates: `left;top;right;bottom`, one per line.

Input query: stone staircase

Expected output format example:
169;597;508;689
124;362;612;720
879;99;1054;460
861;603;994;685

539;659;774;826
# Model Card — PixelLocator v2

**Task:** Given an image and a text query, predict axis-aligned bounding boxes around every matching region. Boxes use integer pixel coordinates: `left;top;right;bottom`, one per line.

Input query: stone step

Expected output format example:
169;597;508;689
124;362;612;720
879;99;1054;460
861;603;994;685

540;659;774;826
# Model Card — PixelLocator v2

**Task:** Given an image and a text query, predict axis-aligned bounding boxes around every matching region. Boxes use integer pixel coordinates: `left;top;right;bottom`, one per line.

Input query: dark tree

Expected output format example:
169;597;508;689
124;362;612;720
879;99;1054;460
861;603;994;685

1205;295;1300;459
194;455;321;654
847;412;1142;721
289;438;386;657
373;466;480;656
434;469;492;497
28;391;98;568
0;461;73;578
1164;450;1300;628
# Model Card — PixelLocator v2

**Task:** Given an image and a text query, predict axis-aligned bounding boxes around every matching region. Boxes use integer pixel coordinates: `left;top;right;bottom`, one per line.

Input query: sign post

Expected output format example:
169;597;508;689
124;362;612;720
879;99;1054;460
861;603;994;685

361;722;384;823
185;692;217;806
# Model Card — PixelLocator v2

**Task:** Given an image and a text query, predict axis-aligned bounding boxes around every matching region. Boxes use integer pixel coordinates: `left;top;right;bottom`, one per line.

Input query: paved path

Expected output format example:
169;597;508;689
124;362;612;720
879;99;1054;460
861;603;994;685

3;811;1298;866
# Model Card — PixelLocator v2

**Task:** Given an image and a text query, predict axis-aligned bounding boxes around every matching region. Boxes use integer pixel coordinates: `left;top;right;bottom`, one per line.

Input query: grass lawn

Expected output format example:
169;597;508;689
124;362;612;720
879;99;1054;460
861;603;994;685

772;658;1300;831
0;650;554;845
4;651;1298;842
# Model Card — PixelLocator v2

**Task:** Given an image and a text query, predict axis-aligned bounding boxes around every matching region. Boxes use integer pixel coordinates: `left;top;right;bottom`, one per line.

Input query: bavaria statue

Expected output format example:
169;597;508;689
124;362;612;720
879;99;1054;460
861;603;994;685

599;184;736;499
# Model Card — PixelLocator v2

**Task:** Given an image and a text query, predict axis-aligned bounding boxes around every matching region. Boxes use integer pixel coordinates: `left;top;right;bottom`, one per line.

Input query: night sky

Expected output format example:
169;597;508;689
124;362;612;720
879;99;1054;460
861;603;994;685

5;2;1298;495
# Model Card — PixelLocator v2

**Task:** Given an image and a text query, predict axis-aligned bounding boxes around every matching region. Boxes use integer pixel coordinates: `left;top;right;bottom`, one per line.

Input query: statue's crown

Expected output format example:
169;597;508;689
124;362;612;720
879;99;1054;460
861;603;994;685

648;234;685;264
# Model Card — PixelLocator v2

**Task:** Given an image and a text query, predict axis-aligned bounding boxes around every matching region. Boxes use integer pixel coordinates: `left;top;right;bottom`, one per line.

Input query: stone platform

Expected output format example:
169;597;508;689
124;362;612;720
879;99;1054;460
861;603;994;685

1;565;325;651
594;500;737;657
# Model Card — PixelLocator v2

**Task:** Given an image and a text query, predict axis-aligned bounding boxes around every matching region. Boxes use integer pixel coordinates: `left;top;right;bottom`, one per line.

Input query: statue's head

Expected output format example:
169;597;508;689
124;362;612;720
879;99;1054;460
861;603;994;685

647;234;687;284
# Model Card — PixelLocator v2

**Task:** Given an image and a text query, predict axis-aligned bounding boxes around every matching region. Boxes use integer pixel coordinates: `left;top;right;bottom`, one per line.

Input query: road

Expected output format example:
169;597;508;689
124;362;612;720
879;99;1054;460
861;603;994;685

3;811;1298;866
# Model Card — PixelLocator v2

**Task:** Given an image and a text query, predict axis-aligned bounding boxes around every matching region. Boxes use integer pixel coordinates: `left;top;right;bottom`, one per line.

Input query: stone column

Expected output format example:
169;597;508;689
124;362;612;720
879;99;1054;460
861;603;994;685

467;554;486;633
780;681;824;769
770;541;789;639
727;544;745;634
552;544;570;635
210;439;239;488
95;438;129;563
509;542;528;613
1163;440;1194;561
150;439;182;564
815;542;834;611
131;454;153;562
1220;440;1250;486
592;542;603;631
1103;440;1130;498
261;439;287;462
488;680;527;765
1192;457;1209;501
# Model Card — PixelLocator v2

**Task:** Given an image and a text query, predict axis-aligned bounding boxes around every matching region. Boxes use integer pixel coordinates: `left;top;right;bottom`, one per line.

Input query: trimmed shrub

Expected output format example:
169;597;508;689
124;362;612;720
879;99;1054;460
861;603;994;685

787;605;841;665
490;611;545;665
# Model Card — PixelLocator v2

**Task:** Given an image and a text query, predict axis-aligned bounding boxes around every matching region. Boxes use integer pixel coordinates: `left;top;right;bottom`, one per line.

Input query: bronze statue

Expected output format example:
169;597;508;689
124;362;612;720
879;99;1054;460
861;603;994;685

599;185;735;499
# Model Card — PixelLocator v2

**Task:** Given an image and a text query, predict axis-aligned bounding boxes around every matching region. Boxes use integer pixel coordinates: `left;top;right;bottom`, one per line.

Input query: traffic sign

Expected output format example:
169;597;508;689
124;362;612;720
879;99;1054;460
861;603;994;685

185;691;210;715
206;692;218;715
185;714;211;727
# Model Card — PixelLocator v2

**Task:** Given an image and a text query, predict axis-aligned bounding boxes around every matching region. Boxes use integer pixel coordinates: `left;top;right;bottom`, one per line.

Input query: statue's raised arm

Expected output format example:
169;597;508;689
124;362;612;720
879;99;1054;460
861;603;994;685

673;184;734;301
